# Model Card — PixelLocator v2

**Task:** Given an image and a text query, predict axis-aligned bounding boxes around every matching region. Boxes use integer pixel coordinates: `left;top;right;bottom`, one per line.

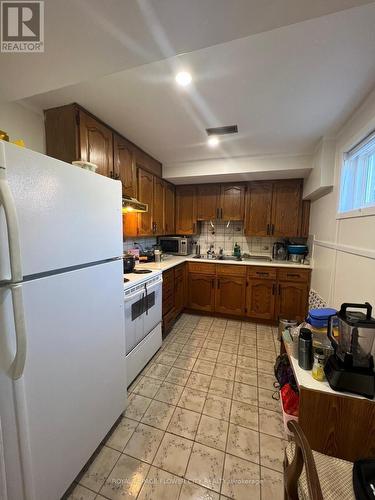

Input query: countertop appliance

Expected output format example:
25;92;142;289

123;254;136;273
158;236;193;255
0;142;126;500
124;272;162;384
272;241;287;260
325;302;375;398
287;244;308;263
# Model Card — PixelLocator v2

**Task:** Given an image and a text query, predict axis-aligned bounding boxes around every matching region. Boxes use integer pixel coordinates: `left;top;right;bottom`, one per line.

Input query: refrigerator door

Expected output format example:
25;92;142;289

0;141;123;281
0;260;126;500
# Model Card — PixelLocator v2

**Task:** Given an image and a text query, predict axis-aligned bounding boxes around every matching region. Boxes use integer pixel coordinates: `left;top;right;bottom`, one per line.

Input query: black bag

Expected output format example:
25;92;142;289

272;354;298;400
353;459;375;500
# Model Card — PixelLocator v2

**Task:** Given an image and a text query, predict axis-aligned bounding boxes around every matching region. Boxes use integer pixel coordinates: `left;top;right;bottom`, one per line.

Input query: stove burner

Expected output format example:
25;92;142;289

124;278;130;283
133;269;153;274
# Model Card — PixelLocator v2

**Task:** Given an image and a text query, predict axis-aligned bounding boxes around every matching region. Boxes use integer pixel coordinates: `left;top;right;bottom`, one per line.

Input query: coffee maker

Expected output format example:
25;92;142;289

324;302;375;398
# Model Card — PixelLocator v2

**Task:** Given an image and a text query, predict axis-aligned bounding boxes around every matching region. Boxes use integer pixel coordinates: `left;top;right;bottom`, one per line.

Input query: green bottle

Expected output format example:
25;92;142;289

233;242;241;257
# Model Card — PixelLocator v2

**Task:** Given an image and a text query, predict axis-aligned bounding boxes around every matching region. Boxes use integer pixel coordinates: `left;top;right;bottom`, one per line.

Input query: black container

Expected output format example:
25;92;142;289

123;254;135;273
298;328;313;370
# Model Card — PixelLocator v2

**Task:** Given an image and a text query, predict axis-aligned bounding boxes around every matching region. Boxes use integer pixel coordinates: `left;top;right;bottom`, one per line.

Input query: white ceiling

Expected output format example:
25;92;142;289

23;2;375;167
0;0;372;101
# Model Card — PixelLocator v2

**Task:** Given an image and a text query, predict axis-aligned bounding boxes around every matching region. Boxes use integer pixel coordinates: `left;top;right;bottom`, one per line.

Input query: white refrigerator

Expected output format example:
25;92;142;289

0;141;126;500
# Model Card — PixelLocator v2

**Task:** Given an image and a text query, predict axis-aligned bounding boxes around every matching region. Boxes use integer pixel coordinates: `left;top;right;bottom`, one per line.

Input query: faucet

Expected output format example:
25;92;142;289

133;242;145;253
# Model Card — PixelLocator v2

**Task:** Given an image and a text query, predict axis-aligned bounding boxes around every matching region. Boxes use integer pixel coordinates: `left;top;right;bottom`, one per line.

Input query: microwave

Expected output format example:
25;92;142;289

158;236;193;255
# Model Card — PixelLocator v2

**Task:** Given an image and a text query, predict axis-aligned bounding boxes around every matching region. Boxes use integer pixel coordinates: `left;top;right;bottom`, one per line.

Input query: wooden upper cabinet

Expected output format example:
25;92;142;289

245;182;273;236
272;180;302;237
220;184;246;220
153;176;165;235
175;185;197;235
197;184;220;220
245;180;302;237
164;182;175;234
78;110;113;177
299;200;311;238
134;148;162;178
137;168;154;236
113;134;136;197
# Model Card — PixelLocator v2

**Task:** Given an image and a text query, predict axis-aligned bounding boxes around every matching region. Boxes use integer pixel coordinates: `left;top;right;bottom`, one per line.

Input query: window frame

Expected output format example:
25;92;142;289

337;128;375;220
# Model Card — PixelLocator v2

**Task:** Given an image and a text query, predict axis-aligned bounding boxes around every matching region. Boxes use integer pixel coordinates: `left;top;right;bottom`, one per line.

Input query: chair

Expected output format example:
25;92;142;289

284;421;355;500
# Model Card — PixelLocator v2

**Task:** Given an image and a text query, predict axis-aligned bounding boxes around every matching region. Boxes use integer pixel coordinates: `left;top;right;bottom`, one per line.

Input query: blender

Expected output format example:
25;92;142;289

324;302;375;398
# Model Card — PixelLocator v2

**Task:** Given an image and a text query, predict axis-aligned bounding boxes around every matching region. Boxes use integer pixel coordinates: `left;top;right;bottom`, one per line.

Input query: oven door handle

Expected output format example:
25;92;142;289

144;283;148;315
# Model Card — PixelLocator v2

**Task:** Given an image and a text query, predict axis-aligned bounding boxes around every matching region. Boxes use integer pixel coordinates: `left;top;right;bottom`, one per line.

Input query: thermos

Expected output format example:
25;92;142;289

298;328;313;370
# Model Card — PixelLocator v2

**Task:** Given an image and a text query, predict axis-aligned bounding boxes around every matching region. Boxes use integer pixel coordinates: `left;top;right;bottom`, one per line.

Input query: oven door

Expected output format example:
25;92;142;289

159;238;180;254
124;288;144;355
143;277;163;337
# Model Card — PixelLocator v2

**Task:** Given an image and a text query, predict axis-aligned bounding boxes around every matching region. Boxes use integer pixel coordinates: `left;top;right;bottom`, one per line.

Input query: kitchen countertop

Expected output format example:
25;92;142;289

124;254;312;288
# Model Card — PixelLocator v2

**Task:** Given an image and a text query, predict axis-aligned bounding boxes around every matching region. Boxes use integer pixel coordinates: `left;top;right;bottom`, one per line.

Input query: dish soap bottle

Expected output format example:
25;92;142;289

233;242;241;258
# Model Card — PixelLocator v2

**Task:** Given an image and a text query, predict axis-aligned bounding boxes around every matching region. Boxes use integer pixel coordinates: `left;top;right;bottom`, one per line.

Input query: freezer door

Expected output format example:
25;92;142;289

0;141;123;281
0;260;126;500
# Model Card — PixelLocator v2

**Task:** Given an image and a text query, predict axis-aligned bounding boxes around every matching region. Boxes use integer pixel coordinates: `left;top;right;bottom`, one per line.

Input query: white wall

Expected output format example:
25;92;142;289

309;87;375;308
0;101;45;153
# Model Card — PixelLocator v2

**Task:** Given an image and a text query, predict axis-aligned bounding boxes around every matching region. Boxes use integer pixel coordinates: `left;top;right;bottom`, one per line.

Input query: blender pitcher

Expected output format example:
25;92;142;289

327;303;375;369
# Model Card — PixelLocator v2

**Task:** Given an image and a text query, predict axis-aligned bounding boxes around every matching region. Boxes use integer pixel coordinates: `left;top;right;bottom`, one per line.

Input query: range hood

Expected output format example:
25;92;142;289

122;195;148;213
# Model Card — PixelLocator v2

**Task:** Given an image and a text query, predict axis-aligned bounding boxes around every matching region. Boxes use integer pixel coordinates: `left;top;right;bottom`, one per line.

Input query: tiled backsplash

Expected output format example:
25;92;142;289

195;221;278;256
123;237;157;253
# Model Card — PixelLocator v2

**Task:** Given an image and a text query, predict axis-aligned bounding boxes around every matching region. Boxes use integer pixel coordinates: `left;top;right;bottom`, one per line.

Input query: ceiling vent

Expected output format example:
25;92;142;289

206;125;238;136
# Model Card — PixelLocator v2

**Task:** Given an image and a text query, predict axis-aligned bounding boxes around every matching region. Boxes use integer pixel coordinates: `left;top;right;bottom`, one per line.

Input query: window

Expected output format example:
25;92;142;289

339;131;375;214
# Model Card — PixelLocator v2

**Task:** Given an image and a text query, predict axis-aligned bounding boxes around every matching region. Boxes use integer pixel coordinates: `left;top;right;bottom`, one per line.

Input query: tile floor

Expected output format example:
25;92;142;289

67;314;287;500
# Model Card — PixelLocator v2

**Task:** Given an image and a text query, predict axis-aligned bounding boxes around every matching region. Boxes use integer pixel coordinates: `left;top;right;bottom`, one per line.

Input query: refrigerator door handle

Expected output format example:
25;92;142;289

0;156;27;379
10;284;27;379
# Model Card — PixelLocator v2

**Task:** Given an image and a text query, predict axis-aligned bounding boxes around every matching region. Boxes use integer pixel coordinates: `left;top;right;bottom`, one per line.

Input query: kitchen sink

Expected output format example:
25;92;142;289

242;255;272;262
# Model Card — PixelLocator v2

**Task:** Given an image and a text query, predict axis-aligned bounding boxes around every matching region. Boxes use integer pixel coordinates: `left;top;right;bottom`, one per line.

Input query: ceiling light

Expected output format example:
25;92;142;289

175;71;192;87
207;136;219;148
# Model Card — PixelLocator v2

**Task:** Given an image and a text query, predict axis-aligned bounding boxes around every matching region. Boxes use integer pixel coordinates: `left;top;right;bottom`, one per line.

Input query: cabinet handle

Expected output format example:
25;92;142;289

220;208;223;219
287;273;300;278
109;171;114;178
278;284;281;295
256;272;269;277
217;279;220;289
266;224;270;235
193;222;196;234
271;224;275;235
216;208;219;220
272;283;276;295
211;278;215;289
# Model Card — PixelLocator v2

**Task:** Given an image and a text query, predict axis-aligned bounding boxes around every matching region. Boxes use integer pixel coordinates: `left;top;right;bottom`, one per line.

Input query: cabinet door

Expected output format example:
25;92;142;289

113;134;136;197
174;271;185;314
175;185;197;235
137;168;154;236
188;273;215;312
299;200;311;238
215;275;246;316
271;180;302;237
220;184;246;220
197;184;220;220
276;282;308;322
79;111;113;177
153;176;165;235
164;182;175;234
246;279;276;320
244;182;273;236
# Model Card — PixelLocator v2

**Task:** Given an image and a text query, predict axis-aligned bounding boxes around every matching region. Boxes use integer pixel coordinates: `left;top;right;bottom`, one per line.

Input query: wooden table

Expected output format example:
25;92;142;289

282;333;375;462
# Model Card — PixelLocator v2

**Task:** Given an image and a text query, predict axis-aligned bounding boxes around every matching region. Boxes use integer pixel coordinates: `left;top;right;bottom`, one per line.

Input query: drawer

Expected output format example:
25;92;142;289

188;262;216;274
216;264;246;277
247;266;277;280
163;269;174;290
163;307;177;337
174;264;185;280
278;268;311;283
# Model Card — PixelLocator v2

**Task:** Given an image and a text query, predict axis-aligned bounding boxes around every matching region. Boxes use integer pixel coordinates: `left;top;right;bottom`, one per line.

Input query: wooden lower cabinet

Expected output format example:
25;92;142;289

188;273;216;312
276;282;309;322
215;275;246;316
246;279;276;320
162;265;186;336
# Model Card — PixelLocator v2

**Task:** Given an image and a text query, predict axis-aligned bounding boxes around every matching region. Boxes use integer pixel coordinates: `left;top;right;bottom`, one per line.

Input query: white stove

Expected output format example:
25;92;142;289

123;271;163;385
